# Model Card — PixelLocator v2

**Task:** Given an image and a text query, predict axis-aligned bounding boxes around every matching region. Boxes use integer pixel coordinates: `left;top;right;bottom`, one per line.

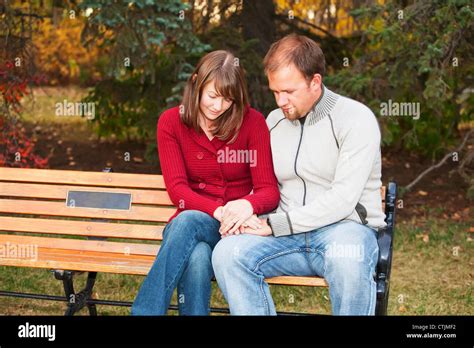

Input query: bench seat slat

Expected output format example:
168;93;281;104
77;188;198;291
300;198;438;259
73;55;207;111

0;248;155;275
0;183;173;206
0;167;166;189
0;234;160;256
0;242;327;286
0;216;164;240
0;199;175;222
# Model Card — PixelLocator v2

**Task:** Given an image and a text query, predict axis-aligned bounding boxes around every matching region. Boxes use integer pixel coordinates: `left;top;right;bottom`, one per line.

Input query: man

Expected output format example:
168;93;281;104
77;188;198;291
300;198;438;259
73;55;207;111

212;34;386;315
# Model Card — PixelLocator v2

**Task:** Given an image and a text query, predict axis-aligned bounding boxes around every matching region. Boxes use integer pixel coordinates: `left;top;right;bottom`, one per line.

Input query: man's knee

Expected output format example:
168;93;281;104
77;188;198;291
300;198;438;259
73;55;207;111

212;235;253;274
323;222;378;279
212;237;236;271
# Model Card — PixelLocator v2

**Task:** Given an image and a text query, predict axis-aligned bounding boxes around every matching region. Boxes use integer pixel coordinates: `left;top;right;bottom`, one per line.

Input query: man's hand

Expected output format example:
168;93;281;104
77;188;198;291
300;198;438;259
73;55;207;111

222;218;272;238
219;199;253;235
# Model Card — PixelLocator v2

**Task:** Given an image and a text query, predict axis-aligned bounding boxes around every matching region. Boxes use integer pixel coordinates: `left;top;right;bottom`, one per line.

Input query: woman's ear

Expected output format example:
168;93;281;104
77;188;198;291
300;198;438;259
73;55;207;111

192;74;197;83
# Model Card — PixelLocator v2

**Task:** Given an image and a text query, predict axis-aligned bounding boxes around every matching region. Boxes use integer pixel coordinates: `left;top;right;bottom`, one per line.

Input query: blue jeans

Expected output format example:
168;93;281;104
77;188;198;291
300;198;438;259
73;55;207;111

131;210;221;315
212;220;379;315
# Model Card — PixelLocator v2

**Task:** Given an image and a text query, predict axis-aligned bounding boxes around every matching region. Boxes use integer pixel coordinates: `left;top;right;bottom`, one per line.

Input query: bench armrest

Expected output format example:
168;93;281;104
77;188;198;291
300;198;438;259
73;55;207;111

375;181;397;315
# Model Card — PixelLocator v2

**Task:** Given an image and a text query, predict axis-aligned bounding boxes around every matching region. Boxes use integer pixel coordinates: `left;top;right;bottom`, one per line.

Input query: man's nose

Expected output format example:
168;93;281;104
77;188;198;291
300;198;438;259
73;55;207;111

276;93;288;107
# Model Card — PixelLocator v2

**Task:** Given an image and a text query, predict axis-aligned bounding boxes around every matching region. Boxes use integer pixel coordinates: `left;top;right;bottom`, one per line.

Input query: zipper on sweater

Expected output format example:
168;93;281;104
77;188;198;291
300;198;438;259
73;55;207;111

294;122;307;205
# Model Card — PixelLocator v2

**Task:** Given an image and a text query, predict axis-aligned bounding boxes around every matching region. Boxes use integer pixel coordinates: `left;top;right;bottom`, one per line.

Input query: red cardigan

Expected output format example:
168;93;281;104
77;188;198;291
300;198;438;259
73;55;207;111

157;106;280;221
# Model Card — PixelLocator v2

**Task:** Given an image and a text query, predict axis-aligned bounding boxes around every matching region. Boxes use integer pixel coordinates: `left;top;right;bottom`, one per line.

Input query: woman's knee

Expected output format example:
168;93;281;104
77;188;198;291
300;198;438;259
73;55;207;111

173;210;212;226
164;210;214;242
188;242;212;269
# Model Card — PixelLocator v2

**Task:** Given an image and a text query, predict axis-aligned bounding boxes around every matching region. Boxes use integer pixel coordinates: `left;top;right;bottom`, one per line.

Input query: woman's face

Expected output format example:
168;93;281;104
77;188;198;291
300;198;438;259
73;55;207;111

199;80;233;122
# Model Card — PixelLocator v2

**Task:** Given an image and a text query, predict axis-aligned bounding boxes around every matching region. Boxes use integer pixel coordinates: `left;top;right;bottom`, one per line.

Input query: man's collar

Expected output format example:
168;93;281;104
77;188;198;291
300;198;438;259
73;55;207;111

291;84;340;126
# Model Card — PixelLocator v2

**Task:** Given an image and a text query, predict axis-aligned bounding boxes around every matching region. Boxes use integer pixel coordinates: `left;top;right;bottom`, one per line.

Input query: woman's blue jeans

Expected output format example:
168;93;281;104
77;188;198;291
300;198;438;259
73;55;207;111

131;210;221;315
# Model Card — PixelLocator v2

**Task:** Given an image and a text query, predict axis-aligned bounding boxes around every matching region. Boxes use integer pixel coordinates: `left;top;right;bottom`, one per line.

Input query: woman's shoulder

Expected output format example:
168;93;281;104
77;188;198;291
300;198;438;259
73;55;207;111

243;106;267;126
158;106;182;128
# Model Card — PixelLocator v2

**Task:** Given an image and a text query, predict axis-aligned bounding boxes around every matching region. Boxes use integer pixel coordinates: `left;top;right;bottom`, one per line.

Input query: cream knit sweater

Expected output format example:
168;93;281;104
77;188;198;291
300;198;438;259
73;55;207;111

266;85;387;237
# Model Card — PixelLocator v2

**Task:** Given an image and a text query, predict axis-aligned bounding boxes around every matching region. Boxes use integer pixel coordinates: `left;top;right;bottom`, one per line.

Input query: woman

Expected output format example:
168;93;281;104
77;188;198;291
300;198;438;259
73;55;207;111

131;50;280;315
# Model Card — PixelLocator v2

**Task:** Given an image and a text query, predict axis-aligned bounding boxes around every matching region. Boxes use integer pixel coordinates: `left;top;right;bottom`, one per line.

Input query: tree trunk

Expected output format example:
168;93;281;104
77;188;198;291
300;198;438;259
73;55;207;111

242;0;276;56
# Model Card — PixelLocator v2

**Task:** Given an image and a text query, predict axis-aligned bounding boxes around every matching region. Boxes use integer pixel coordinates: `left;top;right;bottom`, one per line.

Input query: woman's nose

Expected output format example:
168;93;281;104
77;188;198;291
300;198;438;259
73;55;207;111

214;99;223;111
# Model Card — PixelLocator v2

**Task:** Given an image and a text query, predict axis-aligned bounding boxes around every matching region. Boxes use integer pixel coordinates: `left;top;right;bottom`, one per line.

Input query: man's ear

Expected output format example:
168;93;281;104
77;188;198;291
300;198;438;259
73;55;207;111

310;74;322;91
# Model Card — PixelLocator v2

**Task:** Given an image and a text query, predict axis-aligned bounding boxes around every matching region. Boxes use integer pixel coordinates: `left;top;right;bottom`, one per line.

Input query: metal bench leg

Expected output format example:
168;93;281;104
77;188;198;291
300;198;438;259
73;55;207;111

53;270;98;316
86;272;98;316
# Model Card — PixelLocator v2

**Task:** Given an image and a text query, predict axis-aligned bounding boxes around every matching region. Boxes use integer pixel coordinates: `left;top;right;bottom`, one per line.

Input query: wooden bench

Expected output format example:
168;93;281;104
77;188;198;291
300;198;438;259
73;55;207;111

0;167;397;315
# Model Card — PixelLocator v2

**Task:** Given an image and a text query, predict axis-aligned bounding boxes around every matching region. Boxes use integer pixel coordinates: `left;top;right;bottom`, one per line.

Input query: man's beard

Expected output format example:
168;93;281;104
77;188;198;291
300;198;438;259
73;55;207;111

283;108;302;120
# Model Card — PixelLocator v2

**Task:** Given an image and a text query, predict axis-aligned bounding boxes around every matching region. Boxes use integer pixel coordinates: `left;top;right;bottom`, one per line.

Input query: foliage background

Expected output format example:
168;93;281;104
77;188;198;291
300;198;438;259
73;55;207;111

2;0;472;157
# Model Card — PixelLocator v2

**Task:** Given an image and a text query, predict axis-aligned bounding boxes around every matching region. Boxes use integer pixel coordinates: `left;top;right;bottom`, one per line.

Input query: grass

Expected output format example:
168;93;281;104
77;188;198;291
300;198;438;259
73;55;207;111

0;217;472;316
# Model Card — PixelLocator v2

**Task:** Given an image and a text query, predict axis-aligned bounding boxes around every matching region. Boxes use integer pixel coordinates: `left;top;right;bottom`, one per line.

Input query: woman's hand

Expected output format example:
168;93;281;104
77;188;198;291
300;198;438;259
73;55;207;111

221;214;261;237
213;206;224;222
241;214;262;231
239;218;272;237
219;199;253;235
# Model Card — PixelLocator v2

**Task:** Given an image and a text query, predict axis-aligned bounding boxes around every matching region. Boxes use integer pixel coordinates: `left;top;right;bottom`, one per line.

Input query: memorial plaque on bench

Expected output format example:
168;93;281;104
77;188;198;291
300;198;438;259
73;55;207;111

66;191;132;210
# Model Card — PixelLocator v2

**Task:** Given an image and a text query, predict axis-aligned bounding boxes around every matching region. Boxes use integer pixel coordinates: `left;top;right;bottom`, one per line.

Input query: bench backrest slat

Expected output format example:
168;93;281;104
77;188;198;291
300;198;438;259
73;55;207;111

0;199;175;222
0;168;166;189
0;183;173;206
0;216;164;240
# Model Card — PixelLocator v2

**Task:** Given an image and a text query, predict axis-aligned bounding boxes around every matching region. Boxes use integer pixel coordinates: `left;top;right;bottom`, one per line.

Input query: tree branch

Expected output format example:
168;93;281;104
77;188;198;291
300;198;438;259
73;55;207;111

404;129;473;192
274;13;342;43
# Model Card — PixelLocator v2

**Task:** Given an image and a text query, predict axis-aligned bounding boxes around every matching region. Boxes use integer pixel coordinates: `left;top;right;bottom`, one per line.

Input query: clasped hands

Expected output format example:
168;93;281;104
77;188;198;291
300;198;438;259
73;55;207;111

213;199;272;238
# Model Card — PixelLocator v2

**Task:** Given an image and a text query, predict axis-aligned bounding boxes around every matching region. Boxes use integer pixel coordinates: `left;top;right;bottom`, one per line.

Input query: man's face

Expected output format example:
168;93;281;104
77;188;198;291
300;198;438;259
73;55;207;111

267;63;322;120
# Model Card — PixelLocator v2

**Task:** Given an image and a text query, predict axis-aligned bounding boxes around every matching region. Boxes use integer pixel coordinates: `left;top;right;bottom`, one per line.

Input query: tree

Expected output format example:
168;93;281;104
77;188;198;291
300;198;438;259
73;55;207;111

325;0;473;158
0;0;49;168
77;0;210;143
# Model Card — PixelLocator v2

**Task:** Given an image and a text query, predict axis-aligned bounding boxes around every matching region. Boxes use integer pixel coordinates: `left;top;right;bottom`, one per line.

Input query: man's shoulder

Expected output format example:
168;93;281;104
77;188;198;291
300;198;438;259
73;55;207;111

337;94;374;115
266;108;287;130
334;95;377;124
332;94;381;139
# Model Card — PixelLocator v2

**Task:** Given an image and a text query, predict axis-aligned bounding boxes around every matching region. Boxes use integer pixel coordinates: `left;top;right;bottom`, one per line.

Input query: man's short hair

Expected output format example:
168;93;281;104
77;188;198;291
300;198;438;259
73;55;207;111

263;34;326;81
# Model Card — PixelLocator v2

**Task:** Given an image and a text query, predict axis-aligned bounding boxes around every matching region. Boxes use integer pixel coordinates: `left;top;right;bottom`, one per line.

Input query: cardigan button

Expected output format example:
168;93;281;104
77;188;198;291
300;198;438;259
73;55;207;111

216;198;224;204
197;152;204;160
199;182;206;189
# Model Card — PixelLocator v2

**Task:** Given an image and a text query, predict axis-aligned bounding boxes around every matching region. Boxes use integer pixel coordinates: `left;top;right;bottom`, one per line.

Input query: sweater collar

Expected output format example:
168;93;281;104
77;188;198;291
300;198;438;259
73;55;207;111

291;84;340;126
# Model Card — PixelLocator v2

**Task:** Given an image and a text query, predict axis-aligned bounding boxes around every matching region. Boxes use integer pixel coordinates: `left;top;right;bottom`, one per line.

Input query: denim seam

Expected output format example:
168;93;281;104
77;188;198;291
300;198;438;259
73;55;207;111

311;249;326;276
258;276;270;315
367;246;379;315
164;234;199;295
251;248;307;274
251;247;307;315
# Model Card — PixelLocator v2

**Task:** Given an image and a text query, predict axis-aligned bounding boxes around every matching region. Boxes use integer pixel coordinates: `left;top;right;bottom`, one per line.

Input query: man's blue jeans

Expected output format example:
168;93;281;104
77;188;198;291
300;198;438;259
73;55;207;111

212;220;379;315
131;210;221;315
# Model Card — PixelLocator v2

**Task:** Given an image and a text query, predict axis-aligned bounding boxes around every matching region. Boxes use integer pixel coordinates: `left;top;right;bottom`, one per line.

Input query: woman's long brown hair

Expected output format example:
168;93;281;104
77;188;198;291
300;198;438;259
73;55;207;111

180;50;249;143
